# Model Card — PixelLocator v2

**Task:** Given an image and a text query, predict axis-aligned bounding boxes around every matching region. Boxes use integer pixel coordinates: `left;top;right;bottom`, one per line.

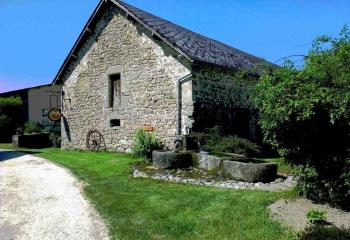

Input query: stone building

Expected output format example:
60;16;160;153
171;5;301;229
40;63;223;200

53;0;267;152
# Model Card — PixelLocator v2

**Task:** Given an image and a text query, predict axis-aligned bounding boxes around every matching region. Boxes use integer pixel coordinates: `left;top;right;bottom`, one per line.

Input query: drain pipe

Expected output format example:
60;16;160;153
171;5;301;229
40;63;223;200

176;73;192;136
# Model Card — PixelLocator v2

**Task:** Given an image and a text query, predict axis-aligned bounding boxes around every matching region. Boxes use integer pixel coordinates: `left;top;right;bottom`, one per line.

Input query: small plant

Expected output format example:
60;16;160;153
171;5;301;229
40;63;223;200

24;122;44;134
306;208;327;225
132;129;165;159
43;124;61;147
191;126;261;157
192;153;200;168
49;132;61;148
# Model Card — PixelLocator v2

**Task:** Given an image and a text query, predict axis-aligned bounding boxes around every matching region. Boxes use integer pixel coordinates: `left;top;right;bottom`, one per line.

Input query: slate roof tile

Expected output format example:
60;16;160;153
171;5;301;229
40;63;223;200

117;0;266;71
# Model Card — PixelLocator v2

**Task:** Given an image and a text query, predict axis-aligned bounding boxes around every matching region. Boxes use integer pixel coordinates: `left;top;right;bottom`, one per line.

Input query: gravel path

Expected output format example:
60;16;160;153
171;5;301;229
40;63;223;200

0;150;110;240
269;198;350;231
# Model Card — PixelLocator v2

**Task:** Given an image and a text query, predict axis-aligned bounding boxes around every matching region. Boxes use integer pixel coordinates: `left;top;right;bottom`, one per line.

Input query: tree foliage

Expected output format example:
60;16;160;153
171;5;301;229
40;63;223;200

253;26;350;209
0;96;23;108
0;96;23;142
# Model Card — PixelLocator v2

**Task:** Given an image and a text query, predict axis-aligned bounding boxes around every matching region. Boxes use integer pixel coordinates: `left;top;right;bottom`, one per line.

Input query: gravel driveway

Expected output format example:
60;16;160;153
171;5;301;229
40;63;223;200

0;149;110;240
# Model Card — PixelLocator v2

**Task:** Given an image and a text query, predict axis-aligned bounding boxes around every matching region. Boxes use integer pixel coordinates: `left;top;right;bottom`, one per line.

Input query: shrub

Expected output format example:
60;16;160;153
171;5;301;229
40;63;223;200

132;129;165;159
253;27;350;209
24;122;44;134
0;96;23;141
44;124;61;148
293;165;350;209
0;96;22;107
49;131;61;148
190;126;222;147
210;135;261;157
191;126;261;157
306;208;327;225
299;225;350;240
0;114;12;142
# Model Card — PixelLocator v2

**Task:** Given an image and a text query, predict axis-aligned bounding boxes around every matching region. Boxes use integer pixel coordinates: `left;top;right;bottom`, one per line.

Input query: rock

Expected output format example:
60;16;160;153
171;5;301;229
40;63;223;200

274;178;284;183
125;148;132;154
133;170;148;178
145;166;158;170
223;160;277;183
132;162;292;192
197;153;222;171
152;151;193;169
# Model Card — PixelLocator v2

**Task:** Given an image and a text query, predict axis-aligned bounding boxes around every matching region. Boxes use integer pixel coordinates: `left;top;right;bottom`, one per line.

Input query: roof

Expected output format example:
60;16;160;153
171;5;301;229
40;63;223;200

117;1;265;69
53;0;267;84
0;84;52;95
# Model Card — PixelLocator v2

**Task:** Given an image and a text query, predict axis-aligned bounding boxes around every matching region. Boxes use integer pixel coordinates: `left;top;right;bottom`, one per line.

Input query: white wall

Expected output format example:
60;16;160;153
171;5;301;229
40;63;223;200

28;85;61;123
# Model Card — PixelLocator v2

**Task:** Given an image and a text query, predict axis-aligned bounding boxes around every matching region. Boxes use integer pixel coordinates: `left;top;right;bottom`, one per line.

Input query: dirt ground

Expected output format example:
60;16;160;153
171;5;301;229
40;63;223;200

0;150;110;240
269;198;350;231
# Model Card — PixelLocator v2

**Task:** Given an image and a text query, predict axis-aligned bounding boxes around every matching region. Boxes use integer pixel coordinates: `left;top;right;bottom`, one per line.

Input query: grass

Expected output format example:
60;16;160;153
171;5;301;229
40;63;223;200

0;144;297;240
0;143;14;149
263;158;294;175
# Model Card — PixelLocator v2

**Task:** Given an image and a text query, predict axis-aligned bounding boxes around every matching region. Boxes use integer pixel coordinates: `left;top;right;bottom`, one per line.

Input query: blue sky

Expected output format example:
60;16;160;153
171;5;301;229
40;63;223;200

0;0;349;93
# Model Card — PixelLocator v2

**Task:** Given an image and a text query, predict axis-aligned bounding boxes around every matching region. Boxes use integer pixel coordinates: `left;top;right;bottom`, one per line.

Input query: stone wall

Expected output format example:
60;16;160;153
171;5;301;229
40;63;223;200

192;65;258;139
61;6;192;152
60;4;260;152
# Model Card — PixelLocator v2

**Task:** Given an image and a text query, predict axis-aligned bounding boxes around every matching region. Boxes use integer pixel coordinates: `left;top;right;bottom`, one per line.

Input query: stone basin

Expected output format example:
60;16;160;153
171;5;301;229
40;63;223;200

197;152;278;183
152;151;193;169
223;160;277;183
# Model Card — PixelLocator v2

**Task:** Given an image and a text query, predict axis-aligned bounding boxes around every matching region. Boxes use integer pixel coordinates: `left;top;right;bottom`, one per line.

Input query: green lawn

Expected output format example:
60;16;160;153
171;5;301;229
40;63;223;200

0;145;297;240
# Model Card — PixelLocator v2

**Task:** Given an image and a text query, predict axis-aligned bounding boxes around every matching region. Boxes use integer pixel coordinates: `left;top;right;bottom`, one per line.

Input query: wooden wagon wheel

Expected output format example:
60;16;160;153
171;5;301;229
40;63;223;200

86;130;103;151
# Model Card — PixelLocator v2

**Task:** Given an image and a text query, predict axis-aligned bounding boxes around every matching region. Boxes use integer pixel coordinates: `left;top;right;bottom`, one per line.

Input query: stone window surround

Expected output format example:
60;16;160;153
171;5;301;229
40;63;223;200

105;65;123;110
103;65;123;129
108;73;121;108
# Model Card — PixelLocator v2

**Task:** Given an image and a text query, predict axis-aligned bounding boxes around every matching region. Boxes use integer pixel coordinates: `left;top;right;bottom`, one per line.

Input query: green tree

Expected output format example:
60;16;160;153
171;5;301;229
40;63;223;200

0;96;23;142
253;26;350;209
0;96;23;108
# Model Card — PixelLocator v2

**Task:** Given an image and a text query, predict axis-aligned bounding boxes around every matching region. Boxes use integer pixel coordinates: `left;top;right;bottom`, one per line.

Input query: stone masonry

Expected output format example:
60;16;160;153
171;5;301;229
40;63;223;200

58;1;264;152
192;65;258;138
61;7;192;151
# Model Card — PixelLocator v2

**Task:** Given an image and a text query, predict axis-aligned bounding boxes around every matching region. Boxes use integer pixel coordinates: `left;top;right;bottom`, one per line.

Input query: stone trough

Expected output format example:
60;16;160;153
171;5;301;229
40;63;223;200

152;150;278;183
152;151;193;169
222;160;277;183
197;152;277;183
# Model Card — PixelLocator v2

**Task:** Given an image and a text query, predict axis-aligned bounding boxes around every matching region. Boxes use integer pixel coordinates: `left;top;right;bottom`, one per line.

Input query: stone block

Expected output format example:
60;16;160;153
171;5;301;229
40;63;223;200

152;151;193;169
198;153;222;171
223;160;277;183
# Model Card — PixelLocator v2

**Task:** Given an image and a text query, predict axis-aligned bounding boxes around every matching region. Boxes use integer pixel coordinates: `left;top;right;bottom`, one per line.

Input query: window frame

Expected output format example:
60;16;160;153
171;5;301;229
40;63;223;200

108;73;121;109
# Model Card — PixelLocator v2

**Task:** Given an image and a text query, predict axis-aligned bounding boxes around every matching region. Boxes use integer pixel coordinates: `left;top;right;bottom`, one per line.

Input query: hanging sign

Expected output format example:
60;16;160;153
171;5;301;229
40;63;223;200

48;108;62;121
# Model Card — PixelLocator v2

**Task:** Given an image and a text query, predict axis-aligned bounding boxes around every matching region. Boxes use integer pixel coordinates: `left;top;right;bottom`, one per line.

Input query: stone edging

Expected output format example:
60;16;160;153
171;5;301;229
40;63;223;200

133;168;296;192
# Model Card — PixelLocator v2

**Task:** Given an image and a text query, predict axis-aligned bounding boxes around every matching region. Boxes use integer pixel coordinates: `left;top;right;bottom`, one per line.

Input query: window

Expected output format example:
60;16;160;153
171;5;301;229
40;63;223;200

108;73;121;108
110;119;121;127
